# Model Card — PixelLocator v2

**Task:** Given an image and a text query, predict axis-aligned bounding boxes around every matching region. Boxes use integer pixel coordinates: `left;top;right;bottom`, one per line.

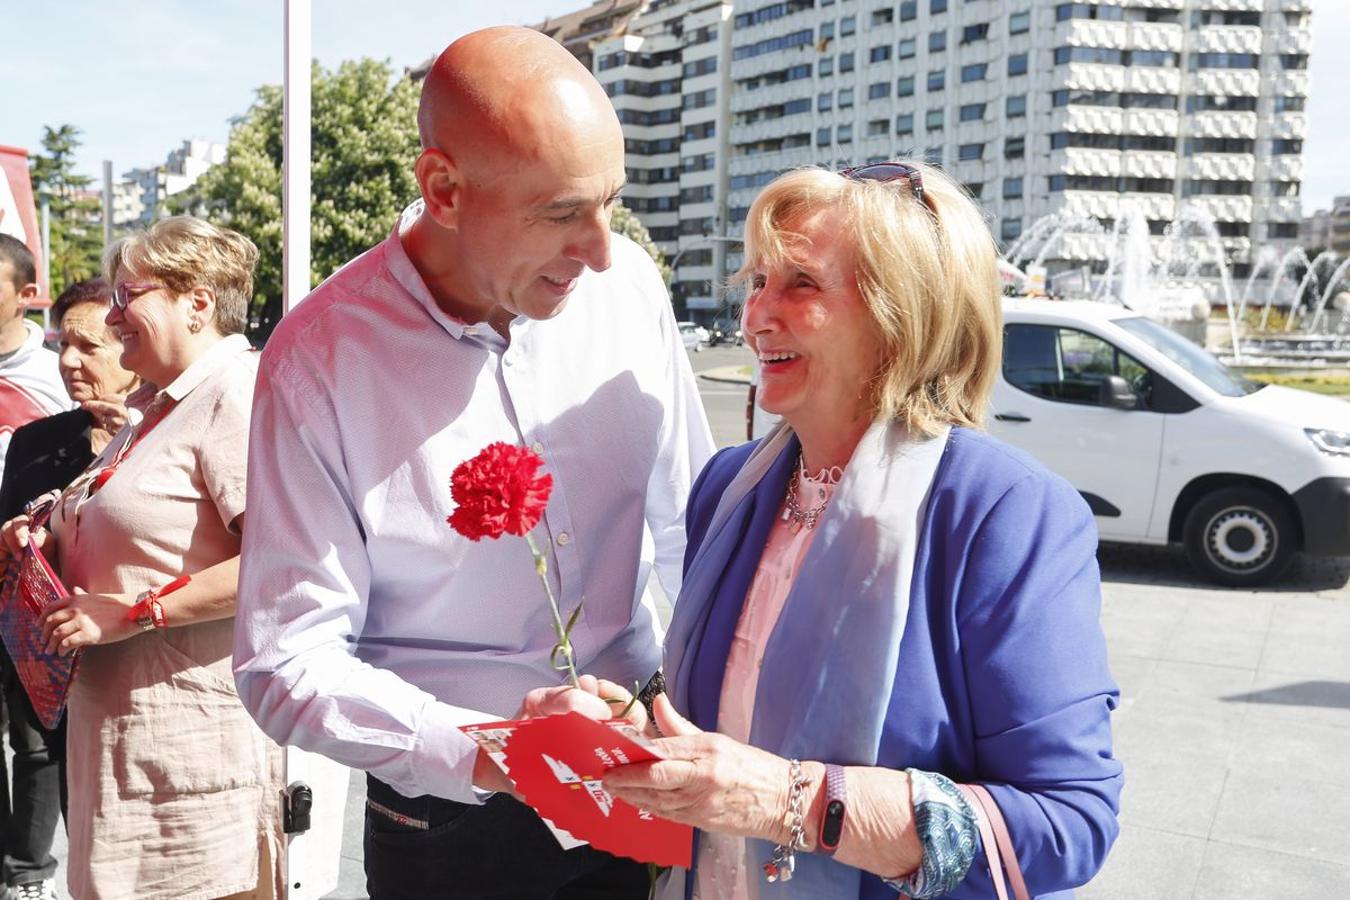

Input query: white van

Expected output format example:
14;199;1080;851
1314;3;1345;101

748;299;1350;586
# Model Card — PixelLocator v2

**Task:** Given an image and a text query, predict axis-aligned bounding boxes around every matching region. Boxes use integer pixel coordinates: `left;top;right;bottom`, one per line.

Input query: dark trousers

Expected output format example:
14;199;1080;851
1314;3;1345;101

364;775;650;900
0;667;62;887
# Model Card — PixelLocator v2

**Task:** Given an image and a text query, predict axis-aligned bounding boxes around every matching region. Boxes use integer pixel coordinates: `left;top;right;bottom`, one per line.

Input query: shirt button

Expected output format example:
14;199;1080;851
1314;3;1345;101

557;532;571;546
531;442;544;454
503;357;513;367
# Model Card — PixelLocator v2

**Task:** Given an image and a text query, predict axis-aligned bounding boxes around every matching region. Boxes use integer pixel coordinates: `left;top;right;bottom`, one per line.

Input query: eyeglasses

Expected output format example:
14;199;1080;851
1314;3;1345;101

839;162;935;213
111;282;163;311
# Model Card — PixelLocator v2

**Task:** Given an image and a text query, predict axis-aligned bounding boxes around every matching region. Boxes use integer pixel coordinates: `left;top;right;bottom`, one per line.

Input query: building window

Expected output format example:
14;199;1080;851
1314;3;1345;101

1275;96;1306;113
841;15;856;36
870;45;892;63
1003;177;1023;199
929;31;947;53
1056;3;1124;22
1189;52;1260;70
1269;180;1301;197
837;124;854;144
897;75;915;97
1005;136;1025;159
818;92;833;111
821;21;836;40
1008;53;1029;76
925;146;943;165
926;108;945;130
867;119;889;137
930;0;947;13
1009;10;1031;34
927;69;945;91
1186;94;1258;112
897;113;915;135
1271;139;1302;155
820;56;835;76
872;7;894;26
964;182;984;199
1006;95;1027;118
817;127;832;147
900;0;917;21
961;63;987;82
1184;137;1255;155
961;23;989;43
869;81;890;100
958;143;983;161
1268;222;1299;239
960;103;986;122
1001;217;1023;242
899;38;917;59
840;52;856;73
839;87;855;107
1281;54;1309;70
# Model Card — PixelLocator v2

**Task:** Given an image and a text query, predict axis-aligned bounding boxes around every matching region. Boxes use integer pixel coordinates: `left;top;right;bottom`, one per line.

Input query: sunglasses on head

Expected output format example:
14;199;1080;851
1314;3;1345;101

839;161;936;214
111;282;163;311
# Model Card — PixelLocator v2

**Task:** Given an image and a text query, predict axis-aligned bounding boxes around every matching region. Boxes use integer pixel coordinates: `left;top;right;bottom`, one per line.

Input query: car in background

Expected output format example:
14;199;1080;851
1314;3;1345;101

708;311;744;347
749;298;1350;586
678;321;710;352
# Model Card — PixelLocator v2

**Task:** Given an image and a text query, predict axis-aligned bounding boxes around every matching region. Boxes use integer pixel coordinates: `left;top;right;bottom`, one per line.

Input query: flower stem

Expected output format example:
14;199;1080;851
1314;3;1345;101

525;532;580;689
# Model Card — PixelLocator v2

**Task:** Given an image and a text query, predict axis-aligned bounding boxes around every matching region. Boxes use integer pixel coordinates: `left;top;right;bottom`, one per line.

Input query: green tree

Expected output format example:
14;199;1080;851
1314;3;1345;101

29;125;103;295
609;202;671;285
183;59;421;339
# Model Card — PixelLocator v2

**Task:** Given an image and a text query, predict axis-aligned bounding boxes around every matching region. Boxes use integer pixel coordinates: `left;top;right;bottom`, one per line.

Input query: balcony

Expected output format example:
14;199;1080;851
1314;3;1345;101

1191;26;1263;55
1051;106;1125;135
1181;154;1256;182
1122;109;1180;137
1186;69;1261;98
1186;111;1258;140
1272;28;1312;55
1124;66;1181;95
1262;155;1303;182
1055;148;1121;178
1183;195;1254;224
1266;114;1307;141
731;82;806;114
1271;70;1310;97
1126;22;1184;53
1121;152;1179;180
1061;191;1175;223
1063;63;1128;93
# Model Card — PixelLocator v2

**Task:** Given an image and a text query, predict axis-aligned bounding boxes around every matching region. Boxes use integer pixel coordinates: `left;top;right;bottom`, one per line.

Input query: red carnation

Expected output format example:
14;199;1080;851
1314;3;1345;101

448;442;554;541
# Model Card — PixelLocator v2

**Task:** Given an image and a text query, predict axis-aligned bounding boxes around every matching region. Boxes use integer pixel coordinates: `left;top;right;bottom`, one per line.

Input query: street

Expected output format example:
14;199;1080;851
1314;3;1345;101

37;345;1350;898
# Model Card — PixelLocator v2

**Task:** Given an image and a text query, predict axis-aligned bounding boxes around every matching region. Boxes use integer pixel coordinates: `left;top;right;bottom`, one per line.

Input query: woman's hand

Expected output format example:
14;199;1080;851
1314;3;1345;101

81;397;131;433
0;514;50;561
40;587;139;655
602;693;797;842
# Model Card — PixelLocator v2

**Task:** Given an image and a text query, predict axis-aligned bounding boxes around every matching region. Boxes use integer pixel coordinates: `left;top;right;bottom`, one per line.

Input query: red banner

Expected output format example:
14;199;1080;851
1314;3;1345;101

0;145;46;301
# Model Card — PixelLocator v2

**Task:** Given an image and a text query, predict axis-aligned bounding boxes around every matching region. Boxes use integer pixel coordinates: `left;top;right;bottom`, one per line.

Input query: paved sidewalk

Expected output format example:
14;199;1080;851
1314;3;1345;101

1084;545;1350;898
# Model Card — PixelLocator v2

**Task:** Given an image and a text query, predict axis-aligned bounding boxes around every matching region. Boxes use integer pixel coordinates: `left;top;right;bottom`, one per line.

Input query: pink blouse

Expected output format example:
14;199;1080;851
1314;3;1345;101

694;463;839;900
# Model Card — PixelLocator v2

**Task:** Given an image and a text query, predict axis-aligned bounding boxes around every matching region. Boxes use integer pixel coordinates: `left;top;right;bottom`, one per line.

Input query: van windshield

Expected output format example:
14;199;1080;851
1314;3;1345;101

1115;316;1258;397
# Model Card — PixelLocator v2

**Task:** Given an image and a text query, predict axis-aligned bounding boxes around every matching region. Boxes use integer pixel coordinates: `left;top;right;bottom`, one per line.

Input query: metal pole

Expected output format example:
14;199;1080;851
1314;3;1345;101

284;0;312;314
101;160;113;248
39;196;50;296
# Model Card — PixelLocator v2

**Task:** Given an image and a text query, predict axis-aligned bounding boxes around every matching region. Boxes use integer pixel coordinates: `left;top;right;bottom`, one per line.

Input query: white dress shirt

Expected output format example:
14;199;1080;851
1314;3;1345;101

234;218;714;804
0;320;73;485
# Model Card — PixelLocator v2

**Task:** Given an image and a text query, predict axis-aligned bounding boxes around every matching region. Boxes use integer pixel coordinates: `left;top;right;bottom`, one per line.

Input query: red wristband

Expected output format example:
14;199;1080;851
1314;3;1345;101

126;574;191;630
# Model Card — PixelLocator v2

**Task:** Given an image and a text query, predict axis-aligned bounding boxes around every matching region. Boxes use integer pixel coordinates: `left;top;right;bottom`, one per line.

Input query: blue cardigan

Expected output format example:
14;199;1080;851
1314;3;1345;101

674;428;1122;899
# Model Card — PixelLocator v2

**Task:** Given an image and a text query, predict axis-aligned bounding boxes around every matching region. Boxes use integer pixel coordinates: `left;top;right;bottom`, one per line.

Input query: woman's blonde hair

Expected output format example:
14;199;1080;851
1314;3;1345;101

732;162;1002;437
104;215;258;336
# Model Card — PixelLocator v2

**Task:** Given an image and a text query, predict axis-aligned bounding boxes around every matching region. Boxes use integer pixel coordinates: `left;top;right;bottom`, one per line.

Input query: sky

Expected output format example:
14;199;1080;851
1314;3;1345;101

6;1;1349;213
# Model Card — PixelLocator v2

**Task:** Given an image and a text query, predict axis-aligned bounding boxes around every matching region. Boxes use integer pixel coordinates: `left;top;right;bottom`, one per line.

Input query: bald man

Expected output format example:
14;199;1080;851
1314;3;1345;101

234;27;713;898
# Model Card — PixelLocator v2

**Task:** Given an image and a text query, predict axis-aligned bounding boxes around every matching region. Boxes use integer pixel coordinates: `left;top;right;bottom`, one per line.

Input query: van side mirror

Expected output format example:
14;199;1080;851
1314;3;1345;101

1098;374;1137;410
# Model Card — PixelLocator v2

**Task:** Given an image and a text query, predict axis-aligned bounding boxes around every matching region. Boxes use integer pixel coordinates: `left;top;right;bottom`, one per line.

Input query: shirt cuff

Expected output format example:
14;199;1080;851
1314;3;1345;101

881;768;979;899
408;700;502;805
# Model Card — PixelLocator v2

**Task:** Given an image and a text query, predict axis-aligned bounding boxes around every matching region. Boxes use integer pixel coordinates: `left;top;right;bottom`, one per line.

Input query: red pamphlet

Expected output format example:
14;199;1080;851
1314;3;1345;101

462;713;692;868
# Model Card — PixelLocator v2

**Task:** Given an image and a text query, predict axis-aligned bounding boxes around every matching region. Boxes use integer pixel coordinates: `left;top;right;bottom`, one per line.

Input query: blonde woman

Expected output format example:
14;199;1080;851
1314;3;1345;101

587;163;1122;899
1;217;281;899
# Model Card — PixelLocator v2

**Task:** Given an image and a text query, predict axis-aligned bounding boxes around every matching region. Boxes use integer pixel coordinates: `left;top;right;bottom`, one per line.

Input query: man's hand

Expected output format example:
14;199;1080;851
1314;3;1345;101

40;587;139;655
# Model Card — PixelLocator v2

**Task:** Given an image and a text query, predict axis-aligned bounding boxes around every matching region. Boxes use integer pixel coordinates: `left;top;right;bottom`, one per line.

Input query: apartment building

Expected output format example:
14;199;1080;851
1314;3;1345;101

112;138;226;231
589;0;736;315
726;0;1310;283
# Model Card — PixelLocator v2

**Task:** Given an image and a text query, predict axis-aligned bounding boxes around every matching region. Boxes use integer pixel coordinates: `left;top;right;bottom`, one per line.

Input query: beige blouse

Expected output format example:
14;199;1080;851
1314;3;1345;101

50;335;283;900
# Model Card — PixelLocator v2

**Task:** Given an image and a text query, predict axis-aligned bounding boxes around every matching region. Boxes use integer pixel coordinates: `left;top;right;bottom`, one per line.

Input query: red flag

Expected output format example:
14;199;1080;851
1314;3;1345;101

0;145;47;301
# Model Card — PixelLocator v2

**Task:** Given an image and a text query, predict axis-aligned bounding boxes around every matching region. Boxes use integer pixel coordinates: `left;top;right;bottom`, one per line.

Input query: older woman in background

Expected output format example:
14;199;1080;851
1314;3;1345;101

587;163;1121;899
0;278;138;900
1;216;281;899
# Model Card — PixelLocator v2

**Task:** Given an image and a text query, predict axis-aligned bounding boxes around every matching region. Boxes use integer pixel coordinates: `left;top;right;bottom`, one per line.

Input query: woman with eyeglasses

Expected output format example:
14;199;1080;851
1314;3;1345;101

0;216;282;899
542;163;1122;899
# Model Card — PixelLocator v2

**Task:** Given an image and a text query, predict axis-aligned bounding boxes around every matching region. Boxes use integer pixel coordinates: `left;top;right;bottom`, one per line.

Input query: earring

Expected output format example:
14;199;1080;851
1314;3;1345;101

189;320;203;334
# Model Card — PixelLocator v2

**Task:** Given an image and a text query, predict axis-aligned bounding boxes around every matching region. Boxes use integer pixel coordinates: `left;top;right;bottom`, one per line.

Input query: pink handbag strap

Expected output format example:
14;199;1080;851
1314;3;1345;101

957;784;1029;900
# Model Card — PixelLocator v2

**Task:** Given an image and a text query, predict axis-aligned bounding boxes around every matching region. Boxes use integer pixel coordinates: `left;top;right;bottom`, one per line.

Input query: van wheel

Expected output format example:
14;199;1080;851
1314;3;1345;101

1182;487;1296;587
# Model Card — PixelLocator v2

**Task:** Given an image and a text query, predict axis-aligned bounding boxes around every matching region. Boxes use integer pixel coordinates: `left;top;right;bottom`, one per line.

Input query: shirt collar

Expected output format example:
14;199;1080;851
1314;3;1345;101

159;333;253;403
383;200;523;347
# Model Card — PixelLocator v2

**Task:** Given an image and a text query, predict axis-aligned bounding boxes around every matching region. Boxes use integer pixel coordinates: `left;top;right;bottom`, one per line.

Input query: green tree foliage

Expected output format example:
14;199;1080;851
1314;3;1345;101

183;60;421;339
609;202;671;285
28;125;103;295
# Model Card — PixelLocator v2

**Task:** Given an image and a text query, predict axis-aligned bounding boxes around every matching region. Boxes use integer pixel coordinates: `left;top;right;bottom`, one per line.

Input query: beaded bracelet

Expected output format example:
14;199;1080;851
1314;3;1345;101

763;758;810;883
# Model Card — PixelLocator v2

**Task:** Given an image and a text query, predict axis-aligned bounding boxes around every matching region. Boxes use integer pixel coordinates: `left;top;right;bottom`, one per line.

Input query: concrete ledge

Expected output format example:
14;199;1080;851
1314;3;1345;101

699;366;751;385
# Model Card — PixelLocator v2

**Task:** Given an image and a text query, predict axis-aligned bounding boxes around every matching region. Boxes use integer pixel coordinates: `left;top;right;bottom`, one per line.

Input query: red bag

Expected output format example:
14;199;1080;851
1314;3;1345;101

0;498;78;730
